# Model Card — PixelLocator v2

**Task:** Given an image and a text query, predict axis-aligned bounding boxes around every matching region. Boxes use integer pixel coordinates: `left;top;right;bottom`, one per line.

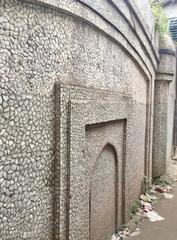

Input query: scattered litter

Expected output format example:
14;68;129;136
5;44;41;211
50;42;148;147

112;228;130;240
155;185;173;193
140;200;152;212
155;186;168;193
163;193;174;199
111;234;118;240
122;228;130;236
113;181;173;239
148;194;158;201
166;185;173;191
118;228;130;240
117;236;125;240
145;210;165;222
116;236;124;240
149;188;157;194
111;233;127;240
130;229;141;237
140;194;151;202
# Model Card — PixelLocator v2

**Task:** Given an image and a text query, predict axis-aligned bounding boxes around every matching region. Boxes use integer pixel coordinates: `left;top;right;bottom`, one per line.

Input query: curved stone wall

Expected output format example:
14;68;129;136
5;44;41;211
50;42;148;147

0;0;163;240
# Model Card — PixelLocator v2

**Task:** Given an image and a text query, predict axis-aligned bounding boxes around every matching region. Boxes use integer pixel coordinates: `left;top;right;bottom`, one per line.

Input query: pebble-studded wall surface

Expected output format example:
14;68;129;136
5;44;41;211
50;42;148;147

0;0;163;239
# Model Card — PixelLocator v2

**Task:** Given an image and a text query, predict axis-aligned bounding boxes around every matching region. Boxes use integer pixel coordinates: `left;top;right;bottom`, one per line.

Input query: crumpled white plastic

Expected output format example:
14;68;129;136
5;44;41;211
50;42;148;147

145;210;165;222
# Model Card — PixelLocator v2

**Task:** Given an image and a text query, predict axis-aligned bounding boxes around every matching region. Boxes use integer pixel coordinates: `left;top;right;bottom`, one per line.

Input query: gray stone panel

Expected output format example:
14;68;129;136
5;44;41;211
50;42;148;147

56;83;148;239
24;0;158;78
153;81;169;177
90;145;117;240
153;35;176;178
0;151;54;240
68;100;127;240
0;0;156;239
85;121;125;239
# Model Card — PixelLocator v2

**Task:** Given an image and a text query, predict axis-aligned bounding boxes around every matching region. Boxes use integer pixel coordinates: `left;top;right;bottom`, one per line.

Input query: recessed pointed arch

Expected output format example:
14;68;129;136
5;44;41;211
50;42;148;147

89;143;118;240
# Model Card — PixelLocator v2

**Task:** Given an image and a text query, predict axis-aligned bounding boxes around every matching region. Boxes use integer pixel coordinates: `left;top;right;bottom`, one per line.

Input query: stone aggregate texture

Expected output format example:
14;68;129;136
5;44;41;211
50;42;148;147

153;35;176;177
86;122;125;240
0;0;176;240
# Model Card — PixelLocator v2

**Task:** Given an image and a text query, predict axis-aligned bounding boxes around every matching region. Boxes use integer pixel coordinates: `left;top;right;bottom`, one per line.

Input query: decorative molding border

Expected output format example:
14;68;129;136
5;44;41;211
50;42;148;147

22;0;158;80
54;83;134;239
68;100;128;240
159;48;176;56
52;82;152;239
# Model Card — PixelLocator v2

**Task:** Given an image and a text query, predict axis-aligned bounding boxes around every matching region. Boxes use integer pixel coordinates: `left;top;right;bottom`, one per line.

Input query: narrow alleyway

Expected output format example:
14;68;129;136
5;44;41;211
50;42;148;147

129;180;177;239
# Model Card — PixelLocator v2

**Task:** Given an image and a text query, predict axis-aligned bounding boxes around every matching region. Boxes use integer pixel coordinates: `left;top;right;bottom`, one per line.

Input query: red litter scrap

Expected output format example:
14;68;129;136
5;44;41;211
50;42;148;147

141;201;152;212
155;187;168;193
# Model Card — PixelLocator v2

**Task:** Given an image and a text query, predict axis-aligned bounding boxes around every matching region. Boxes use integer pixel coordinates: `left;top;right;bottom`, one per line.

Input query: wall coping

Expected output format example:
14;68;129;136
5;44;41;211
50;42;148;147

22;0;159;80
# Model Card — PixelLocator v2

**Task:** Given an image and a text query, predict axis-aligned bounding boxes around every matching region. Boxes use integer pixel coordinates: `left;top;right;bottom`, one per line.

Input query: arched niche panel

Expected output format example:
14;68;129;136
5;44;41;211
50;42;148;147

89;144;118;240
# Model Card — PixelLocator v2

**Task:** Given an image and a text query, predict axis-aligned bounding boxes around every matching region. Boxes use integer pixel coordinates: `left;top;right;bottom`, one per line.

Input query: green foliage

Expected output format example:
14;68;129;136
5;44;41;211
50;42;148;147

150;0;168;34
119;224;128;230
144;175;152;191
153;176;170;186
144;175;152;185
131;199;141;215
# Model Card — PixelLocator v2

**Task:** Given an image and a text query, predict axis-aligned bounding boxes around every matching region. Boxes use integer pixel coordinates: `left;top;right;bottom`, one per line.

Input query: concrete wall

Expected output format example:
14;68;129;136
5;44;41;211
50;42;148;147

0;0;175;239
134;0;155;35
163;4;177;159
167;71;176;159
152;35;176;177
